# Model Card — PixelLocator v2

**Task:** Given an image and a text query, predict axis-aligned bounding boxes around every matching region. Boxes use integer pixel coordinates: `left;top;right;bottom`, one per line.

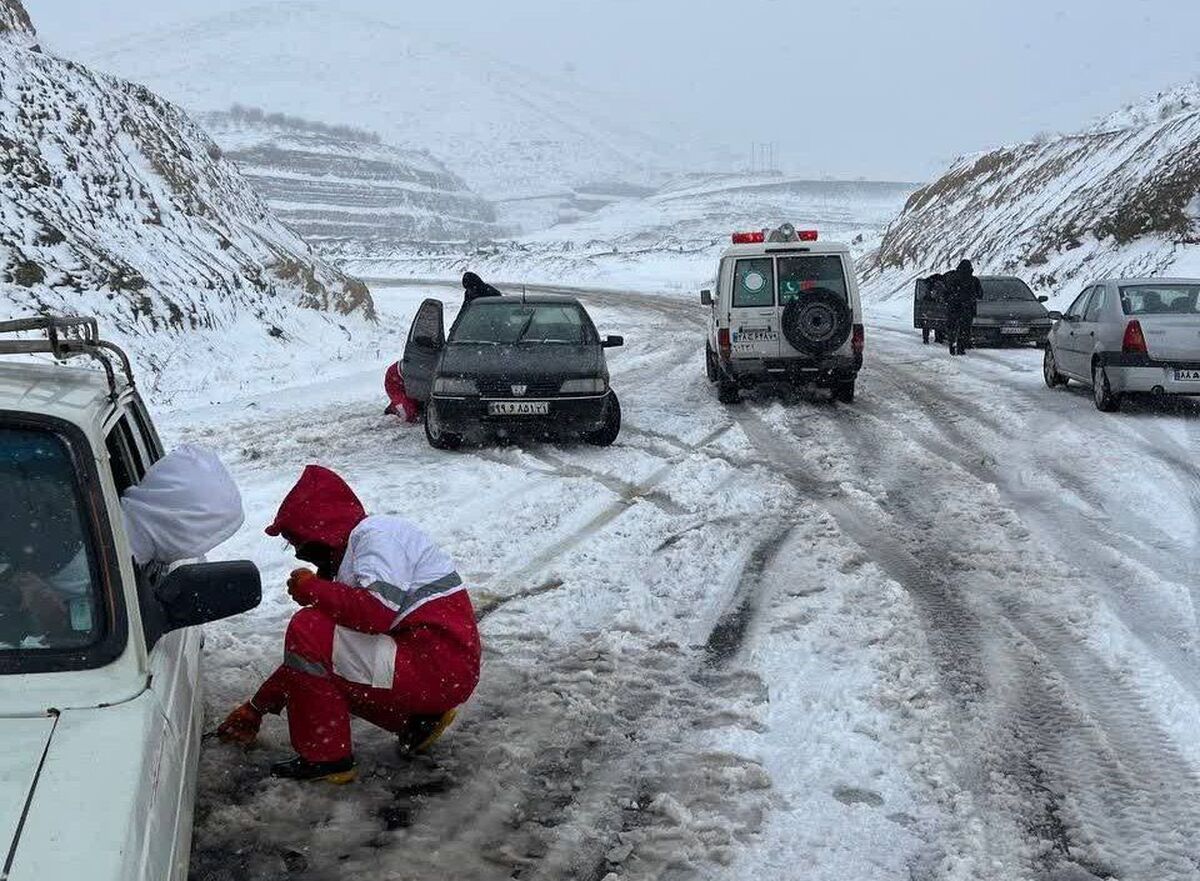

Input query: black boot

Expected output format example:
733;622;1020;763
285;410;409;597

397;709;459;755
270;755;357;784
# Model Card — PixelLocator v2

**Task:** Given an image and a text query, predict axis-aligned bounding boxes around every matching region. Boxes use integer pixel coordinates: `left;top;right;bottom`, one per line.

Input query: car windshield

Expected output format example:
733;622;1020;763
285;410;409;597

0;427;103;660
981;278;1037;301
1120;284;1200;315
778;256;849;304
450;302;592;345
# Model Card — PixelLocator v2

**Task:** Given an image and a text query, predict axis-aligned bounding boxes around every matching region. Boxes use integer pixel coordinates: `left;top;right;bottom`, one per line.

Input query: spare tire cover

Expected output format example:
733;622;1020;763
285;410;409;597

781;289;852;355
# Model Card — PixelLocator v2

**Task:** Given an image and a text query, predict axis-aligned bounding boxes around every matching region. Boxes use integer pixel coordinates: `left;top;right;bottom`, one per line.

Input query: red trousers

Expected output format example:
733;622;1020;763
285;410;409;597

252;607;476;762
384;362;422;424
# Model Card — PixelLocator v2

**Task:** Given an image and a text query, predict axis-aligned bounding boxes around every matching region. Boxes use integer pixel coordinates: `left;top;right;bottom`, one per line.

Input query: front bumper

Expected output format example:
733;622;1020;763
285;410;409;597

430;392;612;436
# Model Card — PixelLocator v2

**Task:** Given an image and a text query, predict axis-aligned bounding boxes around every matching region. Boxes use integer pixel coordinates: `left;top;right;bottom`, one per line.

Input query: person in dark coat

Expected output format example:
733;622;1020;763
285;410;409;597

942;259;982;356
462;271;503;304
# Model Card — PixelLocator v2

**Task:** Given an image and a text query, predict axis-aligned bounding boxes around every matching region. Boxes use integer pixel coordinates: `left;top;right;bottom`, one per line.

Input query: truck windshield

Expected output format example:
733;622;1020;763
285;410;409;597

451;302;592;345
778;256;849;304
981;278;1037;301
1120;284;1200;315
0;427;103;660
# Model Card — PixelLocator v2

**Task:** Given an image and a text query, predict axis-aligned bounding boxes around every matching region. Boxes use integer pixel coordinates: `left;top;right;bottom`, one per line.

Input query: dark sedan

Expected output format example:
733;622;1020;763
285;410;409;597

400;294;624;449
915;275;1053;346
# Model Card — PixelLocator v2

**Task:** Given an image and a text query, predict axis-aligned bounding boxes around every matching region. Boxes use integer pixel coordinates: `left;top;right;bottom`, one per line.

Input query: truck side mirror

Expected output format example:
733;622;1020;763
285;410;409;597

602;335;625;348
156;561;261;632
700;290;713;306
1038;296;1049;303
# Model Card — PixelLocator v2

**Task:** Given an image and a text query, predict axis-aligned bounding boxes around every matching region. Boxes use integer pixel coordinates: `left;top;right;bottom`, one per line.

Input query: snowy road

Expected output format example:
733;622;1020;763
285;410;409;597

174;284;1200;881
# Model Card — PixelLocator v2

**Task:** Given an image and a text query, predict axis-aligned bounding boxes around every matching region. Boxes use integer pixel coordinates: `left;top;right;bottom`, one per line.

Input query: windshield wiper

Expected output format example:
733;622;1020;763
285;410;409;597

513;314;538;344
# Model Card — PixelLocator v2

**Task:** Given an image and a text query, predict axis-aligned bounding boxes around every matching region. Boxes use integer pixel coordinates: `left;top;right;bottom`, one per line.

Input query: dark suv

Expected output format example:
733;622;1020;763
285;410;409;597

400;294;624;449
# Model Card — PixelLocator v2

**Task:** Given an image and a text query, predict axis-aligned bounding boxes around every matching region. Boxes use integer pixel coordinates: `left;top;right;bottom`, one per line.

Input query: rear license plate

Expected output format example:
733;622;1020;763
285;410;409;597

1001;326;1029;335
1175;369;1200;382
734;330;778;343
488;401;550;416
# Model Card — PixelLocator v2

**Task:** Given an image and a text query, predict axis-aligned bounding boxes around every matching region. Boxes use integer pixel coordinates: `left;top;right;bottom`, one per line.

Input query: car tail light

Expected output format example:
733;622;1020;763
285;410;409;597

732;231;765;244
852;324;865;356
718;328;732;361
1122;320;1147;354
798;230;819;241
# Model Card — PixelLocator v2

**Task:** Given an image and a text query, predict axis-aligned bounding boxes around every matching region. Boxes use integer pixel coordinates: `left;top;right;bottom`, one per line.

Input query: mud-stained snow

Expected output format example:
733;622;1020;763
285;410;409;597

162;285;1200;880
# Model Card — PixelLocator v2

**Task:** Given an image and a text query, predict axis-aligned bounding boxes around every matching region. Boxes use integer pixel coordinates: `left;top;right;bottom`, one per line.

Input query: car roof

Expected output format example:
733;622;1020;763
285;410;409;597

721;240;851;259
1096;277;1200;286
0;359;120;424
470;293;584;306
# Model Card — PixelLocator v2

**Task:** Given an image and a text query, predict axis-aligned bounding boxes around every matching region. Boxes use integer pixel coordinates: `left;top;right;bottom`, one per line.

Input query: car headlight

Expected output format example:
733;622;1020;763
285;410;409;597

433;377;479;396
559;377;608;394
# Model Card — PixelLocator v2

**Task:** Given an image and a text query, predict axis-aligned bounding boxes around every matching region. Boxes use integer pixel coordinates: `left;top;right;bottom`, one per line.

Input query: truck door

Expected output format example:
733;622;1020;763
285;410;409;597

400;298;446;402
728;257;779;359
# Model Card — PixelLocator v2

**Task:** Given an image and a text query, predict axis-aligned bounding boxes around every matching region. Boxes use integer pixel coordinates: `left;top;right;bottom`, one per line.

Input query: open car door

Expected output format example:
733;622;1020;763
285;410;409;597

400;298;445;402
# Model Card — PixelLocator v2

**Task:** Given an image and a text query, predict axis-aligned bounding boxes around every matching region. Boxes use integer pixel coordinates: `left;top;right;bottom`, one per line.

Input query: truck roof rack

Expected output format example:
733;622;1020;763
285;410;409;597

0;315;136;401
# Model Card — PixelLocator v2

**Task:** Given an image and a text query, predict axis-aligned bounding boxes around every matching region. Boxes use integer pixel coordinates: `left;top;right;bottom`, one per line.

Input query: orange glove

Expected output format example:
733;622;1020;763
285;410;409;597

216;702;262;747
287;568;318;606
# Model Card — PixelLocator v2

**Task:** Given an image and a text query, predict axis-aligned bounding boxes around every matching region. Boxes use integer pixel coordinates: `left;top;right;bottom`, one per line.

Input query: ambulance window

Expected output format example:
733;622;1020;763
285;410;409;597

778;256;849;304
732;258;775;308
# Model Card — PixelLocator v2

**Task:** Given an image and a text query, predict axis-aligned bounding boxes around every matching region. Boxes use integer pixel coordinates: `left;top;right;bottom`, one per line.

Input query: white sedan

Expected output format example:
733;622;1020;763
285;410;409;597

1043;277;1200;411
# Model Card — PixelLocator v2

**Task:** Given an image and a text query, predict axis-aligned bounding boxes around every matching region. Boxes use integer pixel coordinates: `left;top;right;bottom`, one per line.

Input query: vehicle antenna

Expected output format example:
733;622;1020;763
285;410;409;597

522;285;527;304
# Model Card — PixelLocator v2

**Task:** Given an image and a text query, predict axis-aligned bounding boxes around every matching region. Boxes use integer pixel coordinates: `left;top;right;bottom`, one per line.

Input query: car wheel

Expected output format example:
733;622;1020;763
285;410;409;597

832;380;856;404
424;402;463;450
717;378;740;404
705;344;718;382
1092;362;1121;412
585;392;621;446
1043;346;1065;388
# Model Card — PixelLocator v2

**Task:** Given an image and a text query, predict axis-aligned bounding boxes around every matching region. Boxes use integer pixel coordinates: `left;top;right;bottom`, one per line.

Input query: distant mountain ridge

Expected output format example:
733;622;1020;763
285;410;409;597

203;107;500;247
862;81;1200;300
75;3;680;210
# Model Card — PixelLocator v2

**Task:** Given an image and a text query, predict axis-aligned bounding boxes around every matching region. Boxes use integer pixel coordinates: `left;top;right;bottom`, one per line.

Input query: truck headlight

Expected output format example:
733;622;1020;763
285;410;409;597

559;377;607;394
433;377;479;396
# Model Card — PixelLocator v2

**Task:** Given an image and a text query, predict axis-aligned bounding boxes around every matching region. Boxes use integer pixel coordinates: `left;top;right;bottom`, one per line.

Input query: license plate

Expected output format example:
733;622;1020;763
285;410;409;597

488;401;549;416
1001;326;1029;335
1175;369;1200;382
734;330;778;343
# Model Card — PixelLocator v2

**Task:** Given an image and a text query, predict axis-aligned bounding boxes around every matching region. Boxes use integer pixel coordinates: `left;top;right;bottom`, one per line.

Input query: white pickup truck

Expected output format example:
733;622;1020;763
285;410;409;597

0;317;260;880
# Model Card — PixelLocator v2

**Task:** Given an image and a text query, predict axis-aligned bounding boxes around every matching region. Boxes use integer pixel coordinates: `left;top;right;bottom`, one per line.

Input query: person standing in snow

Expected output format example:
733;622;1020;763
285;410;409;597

943;259;982;356
217;465;481;783
462;270;503;304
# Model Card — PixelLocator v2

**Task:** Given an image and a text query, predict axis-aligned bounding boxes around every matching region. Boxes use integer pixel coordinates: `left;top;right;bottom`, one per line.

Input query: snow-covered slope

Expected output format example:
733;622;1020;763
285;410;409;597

75;3;678;206
0;1;388;407
202;107;499;246
863;81;1200;302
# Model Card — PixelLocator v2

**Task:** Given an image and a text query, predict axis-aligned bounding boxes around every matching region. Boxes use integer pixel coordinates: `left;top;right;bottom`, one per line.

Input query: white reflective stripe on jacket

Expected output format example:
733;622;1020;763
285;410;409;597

331;515;464;688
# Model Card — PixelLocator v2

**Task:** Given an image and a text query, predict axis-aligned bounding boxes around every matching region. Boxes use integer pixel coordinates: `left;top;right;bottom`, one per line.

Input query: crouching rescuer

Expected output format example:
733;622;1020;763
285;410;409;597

217;466;481;782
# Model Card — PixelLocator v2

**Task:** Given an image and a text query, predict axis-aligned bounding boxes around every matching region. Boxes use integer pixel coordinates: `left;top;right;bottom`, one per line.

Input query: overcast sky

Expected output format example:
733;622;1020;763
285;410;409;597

26;0;1200;181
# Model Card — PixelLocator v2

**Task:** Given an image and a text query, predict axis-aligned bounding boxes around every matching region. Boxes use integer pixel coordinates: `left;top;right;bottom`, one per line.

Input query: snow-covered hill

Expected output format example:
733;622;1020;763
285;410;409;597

202;107;499;247
862;81;1200;303
74;3;680;208
0;1;389;407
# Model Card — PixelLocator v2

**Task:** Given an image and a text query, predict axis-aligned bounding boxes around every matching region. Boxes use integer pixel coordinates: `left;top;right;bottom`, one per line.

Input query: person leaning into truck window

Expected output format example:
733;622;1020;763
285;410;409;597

462;271;503;304
942;259;982;356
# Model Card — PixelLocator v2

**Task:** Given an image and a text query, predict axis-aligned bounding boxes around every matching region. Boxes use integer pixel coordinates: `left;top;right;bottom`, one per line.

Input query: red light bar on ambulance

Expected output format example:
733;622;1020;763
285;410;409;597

732;231;766;244
797;230;819;241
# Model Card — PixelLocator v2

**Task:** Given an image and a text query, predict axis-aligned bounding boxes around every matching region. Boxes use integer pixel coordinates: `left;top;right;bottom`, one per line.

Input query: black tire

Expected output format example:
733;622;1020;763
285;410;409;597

1043;346;1065;388
934;329;946;344
424;402;463;450
585;392;621;446
780;289;852;355
717;378;740;404
832;380;856;404
1092;363;1121;412
705;344;718;382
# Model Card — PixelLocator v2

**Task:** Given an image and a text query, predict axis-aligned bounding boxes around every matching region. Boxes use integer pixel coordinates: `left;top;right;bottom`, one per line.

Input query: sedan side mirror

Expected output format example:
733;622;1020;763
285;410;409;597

602;335;625;348
1047;311;1064;321
1037;296;1049;303
700;289;713;306
156;561;261;632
